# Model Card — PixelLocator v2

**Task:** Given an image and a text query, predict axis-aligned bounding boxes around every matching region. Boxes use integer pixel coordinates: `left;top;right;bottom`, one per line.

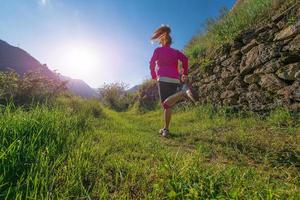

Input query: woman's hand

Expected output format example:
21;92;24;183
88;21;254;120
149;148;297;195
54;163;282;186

181;74;188;83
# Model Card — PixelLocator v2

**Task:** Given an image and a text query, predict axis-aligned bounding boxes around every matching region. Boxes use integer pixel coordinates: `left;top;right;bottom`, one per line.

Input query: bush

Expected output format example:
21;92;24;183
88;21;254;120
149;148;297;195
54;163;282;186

0;70;66;106
98;82;135;111
134;79;159;112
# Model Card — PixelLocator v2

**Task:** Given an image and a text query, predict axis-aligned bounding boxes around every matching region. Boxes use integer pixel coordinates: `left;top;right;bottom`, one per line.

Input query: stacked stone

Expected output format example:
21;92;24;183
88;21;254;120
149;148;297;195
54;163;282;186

191;3;300;112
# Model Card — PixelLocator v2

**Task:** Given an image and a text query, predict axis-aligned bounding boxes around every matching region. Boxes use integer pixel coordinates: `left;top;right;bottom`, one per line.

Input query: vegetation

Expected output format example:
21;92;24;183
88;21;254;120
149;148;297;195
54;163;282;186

0;71;66;106
98;82;135;111
1;99;299;199
0;97;103;199
134;79;159;113
184;0;299;64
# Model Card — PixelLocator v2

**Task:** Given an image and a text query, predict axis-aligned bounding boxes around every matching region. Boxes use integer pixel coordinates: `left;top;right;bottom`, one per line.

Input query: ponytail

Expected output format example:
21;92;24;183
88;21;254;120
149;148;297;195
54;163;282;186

151;25;172;46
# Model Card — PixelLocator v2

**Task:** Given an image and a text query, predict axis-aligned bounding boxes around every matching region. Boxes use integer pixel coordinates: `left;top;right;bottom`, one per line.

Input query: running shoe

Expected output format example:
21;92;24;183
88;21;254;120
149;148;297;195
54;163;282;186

159;128;169;137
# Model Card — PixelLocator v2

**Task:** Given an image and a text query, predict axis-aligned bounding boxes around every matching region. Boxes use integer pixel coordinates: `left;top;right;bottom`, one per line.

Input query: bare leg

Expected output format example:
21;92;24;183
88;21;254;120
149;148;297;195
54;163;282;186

164;108;172;130
164;91;185;107
162;91;185;130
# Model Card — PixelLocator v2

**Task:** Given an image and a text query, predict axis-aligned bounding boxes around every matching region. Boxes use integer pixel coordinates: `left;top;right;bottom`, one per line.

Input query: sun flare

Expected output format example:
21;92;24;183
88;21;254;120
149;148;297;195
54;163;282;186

59;44;101;78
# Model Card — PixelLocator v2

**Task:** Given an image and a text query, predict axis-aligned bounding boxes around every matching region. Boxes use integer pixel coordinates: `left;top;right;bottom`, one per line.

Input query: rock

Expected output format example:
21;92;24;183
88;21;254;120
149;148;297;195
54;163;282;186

228;65;238;73
280;52;300;65
272;11;286;23
246;91;270;112
220;90;238;99
274;22;300;41
272;3;298;23
221;53;241;67
221;43;232;55
203;74;218;83
276;63;300;80
221;57;232;67
215;55;228;65
241;29;256;44
291;81;300;101
277;85;294;104
282;34;300;51
227;76;246;90
254;60;281;74
231;50;242;62
296;71;300;79
257;25;279;42
244;74;260;84
238;93;248;105
241;39;258;54
254;24;273;35
220;68;237;85
232;40;244;50
277;81;300;102
248;84;260;92
213;65;222;73
289;103;300;112
259;74;287;92
240;44;281;75
223;98;238;106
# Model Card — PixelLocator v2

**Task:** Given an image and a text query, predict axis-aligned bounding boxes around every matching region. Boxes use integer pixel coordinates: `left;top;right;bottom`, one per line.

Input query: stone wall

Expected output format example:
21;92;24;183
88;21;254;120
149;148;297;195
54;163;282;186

190;3;300;112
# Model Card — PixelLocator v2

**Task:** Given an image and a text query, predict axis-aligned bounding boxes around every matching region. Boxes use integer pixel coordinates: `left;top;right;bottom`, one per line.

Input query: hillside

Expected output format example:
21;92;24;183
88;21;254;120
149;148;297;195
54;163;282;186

0;39;97;98
186;0;300;113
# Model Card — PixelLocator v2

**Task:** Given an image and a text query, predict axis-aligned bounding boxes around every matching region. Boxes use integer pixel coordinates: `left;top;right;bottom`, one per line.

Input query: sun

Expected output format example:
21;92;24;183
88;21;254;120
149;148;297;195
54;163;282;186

59;43;101;79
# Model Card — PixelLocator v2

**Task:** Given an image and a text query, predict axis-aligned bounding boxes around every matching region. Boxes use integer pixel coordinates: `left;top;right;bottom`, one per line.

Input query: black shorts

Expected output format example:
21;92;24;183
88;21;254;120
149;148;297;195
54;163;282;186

157;81;180;102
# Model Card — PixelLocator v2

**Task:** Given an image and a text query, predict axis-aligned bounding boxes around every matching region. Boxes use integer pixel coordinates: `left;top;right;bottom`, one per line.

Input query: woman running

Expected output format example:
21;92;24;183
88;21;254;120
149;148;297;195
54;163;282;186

149;25;189;137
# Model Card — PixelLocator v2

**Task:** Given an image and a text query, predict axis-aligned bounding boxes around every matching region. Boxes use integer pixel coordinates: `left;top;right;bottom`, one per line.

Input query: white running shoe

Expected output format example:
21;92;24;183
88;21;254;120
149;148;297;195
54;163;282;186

159;128;169;137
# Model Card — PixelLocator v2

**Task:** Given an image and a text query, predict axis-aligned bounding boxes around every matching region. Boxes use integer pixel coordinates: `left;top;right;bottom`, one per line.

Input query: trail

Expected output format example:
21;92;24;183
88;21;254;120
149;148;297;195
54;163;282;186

102;108;197;154
54;107;299;199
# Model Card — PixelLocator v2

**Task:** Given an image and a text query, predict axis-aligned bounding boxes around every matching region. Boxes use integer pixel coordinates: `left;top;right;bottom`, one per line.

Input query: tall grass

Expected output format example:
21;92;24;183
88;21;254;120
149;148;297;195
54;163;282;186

0;100;299;199
0;97;103;199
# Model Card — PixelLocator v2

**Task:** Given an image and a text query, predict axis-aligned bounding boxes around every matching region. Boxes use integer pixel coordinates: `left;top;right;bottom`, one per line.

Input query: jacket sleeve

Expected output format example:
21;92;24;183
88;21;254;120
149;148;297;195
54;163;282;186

177;50;189;75
149;49;158;80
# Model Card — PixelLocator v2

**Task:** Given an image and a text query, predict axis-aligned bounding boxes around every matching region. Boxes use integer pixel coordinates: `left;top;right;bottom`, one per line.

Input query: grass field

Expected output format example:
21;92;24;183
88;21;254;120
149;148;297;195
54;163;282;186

1;99;299;199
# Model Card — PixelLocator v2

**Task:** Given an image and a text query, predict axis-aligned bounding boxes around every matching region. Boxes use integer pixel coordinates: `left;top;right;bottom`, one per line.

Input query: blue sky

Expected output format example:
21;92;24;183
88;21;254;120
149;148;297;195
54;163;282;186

0;0;236;88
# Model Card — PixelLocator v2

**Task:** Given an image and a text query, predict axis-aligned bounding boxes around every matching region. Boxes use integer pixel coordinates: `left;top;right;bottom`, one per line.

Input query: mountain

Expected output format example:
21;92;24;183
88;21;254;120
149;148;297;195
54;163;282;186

0;40;55;77
59;75;97;98
0;39;97;98
127;84;140;93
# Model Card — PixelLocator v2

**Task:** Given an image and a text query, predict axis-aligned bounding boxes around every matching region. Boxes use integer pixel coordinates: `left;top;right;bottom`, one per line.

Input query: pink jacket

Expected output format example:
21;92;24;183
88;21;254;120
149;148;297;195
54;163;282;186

149;45;188;80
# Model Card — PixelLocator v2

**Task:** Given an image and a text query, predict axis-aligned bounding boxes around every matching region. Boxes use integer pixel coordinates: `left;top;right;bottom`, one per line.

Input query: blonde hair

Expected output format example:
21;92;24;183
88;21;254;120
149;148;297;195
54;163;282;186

151;25;172;46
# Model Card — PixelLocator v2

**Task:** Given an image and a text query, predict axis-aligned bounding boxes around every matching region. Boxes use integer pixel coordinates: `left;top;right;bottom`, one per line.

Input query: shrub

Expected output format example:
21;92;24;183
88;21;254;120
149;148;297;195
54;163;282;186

134;79;159;112
98;82;135;111
0;70;66;106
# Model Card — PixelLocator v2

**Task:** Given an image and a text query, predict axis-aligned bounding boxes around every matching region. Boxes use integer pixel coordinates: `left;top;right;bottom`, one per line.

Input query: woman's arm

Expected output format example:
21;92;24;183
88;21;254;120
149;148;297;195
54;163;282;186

177;50;188;76
149;49;158;80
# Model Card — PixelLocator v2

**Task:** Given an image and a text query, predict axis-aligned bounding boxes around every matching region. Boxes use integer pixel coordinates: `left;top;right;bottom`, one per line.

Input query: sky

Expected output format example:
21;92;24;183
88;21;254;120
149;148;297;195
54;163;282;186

0;0;236;88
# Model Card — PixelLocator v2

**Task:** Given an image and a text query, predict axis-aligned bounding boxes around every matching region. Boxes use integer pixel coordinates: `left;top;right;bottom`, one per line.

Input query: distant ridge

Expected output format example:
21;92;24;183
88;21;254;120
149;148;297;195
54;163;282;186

127;84;140;93
0;39;97;98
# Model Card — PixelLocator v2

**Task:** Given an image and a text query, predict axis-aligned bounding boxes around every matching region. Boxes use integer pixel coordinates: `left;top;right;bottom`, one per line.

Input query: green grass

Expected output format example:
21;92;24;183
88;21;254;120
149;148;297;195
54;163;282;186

1;99;299;199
